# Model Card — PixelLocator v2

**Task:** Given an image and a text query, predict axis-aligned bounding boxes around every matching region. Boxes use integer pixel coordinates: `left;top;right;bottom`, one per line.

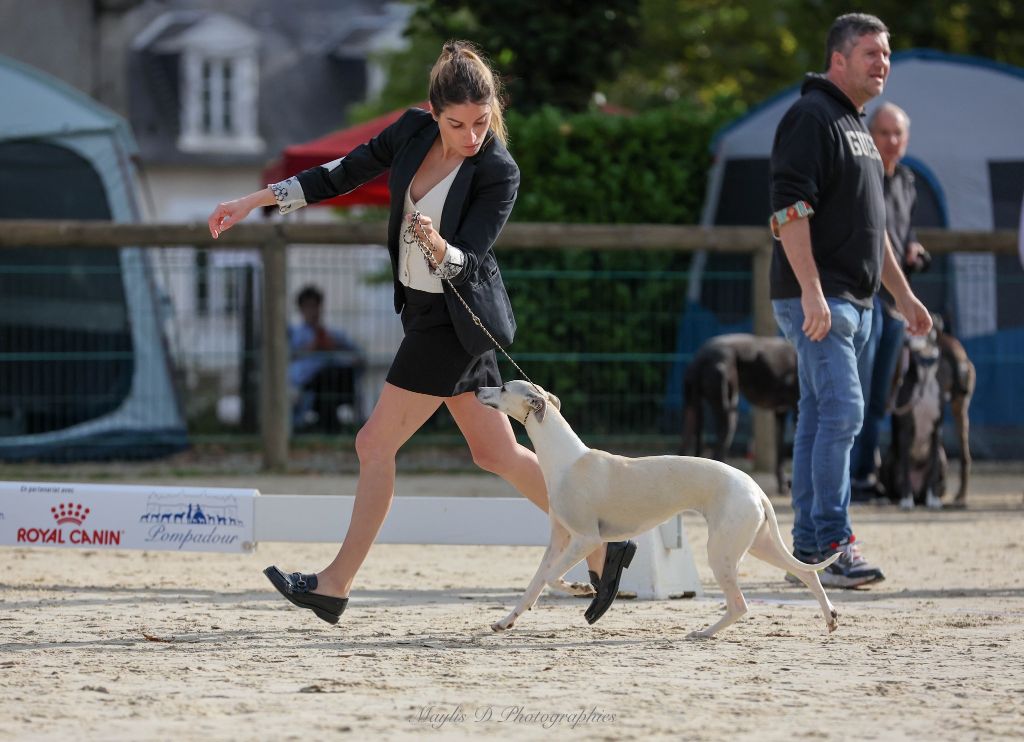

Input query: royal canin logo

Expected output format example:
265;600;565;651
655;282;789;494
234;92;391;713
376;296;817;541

52;502;90;525
17;501;122;547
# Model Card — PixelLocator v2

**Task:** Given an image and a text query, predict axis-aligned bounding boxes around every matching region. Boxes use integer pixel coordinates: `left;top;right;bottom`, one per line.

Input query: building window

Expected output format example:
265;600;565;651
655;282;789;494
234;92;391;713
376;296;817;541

179;51;263;154
221;62;233;132
197;57;238;137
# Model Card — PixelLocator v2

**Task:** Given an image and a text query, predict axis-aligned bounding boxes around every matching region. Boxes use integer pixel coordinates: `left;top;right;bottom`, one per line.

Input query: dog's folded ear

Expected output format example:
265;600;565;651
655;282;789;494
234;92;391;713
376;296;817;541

524;384;557;419
544;391;561;410
527;394;547;422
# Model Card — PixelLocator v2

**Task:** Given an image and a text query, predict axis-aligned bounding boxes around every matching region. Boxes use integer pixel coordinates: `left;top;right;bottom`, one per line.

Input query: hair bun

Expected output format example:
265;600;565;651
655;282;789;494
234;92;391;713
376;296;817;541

443;41;460;56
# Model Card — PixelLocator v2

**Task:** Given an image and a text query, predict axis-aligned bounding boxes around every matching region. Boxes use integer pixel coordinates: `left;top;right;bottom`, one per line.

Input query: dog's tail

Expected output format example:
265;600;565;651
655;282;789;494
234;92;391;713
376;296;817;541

758;491;841;573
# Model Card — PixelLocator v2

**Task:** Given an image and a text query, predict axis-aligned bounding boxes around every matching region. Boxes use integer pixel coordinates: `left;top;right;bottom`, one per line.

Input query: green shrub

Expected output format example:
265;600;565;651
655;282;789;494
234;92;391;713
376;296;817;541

506;100;738;224
486;101;739;438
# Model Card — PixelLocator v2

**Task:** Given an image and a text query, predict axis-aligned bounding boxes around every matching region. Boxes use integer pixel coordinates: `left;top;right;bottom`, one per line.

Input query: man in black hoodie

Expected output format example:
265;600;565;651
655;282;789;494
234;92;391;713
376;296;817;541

769;13;932;588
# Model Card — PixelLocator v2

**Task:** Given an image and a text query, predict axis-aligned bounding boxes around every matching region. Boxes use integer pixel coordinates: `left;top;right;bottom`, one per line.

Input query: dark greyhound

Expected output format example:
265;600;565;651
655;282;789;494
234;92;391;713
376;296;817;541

681;334;798;494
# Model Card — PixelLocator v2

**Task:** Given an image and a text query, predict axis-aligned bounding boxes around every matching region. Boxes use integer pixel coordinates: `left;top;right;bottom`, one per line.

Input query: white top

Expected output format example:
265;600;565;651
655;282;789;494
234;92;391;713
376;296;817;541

399;162;466;293
267;158;468;291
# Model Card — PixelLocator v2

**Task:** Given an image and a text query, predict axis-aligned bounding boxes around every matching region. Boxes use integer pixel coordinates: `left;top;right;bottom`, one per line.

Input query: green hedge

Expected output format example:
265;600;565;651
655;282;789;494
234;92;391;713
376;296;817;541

483;101;739;438
505;100;739;224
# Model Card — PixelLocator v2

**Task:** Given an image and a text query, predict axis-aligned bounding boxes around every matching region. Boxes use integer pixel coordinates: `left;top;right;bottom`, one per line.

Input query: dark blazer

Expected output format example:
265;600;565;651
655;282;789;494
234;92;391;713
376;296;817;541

293;108;519;357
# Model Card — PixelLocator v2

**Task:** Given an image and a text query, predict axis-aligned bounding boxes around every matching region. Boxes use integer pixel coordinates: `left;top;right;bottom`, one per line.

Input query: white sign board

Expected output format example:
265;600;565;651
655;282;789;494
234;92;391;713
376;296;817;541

0;482;257;553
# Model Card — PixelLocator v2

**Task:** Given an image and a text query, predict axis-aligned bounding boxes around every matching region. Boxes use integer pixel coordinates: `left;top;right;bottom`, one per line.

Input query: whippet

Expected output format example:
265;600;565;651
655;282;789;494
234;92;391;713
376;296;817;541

476;381;841;639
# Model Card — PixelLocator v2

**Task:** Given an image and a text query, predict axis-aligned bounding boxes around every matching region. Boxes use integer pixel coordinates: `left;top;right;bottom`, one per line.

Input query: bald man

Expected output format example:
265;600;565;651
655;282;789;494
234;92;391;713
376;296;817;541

850;101;931;501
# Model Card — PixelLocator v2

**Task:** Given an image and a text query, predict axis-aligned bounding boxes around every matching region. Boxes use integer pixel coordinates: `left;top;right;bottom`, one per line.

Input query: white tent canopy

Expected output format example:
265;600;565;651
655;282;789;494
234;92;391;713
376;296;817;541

0;54;187;460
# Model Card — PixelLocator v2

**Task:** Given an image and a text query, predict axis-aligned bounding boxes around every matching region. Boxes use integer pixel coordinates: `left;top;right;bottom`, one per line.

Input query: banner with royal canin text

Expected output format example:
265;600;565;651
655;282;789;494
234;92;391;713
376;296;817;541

0;482;257;553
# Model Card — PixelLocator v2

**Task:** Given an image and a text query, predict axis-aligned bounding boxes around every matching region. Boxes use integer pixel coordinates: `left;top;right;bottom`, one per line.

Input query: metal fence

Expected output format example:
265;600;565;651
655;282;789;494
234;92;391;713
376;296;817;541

0;221;1018;469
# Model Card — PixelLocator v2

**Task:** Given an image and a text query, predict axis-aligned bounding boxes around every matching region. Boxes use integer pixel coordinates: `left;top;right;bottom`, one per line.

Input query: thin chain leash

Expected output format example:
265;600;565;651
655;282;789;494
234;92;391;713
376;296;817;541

403;212;537;389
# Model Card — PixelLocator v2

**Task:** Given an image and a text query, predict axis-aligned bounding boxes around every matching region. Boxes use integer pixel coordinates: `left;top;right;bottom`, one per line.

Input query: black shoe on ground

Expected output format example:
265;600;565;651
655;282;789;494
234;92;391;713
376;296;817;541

263;565;348;624
584;540;637;625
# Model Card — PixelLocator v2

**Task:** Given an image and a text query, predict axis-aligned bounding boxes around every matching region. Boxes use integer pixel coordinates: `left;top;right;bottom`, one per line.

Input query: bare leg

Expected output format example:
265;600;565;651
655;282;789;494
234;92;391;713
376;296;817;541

314;383;443;597
446;391;606;575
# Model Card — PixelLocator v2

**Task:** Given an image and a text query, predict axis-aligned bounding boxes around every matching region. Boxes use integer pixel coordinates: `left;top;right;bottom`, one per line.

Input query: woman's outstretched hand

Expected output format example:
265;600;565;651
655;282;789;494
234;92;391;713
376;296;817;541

207;188;274;238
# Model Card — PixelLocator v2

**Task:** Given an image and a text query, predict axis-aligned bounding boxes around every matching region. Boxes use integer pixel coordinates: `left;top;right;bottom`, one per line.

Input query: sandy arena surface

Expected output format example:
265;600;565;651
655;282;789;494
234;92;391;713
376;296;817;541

0;467;1022;740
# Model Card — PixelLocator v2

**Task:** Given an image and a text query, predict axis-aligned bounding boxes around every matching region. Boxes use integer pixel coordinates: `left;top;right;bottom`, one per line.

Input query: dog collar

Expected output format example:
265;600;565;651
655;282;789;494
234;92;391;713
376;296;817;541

523;409;532;423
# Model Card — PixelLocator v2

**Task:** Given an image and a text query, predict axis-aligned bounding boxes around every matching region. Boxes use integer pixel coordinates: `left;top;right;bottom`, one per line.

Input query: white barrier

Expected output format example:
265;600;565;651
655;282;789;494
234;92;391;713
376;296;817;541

256;494;703;599
0;482;703;599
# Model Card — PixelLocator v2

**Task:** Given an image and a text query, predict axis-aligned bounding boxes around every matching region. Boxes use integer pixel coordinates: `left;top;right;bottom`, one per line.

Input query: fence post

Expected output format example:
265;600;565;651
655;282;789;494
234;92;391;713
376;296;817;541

260;236;289;470
751;243;776;475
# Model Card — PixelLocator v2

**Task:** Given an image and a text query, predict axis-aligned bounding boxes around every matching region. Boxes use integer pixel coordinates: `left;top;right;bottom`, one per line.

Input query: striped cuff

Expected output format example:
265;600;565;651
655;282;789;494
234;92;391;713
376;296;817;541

268;176;306;215
433;243;465;280
770;200;814;239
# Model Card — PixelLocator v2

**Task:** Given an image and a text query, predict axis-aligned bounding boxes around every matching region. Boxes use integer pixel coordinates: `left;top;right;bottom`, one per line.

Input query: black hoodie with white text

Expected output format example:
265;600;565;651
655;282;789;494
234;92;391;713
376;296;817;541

769;74;886;308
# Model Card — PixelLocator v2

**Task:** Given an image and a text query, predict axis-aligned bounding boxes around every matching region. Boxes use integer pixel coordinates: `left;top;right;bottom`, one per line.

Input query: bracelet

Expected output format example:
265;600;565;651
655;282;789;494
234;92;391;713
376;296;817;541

770;200;814;239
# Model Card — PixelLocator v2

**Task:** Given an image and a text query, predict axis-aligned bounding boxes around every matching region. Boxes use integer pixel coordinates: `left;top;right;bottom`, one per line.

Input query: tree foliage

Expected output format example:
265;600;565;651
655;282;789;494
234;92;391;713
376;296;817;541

355;0;1023;120
410;0;641;112
352;0;640;119
607;0;1024;107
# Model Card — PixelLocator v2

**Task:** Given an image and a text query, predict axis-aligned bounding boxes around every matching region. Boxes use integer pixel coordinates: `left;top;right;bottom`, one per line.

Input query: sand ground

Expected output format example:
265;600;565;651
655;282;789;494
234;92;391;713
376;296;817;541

0;466;1022;740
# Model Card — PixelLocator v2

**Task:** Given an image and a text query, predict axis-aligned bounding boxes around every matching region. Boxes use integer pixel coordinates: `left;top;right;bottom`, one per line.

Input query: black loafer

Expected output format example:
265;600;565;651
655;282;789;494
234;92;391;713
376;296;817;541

584;540;637;625
263;565;348;625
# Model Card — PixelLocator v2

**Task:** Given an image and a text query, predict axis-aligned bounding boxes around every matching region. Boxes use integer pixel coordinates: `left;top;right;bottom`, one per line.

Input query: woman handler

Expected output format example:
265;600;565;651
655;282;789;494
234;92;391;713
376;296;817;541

207;42;634;626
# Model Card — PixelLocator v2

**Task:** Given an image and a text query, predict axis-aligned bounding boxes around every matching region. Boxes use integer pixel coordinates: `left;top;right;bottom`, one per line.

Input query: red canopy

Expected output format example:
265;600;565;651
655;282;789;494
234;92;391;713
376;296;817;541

261;103;427;208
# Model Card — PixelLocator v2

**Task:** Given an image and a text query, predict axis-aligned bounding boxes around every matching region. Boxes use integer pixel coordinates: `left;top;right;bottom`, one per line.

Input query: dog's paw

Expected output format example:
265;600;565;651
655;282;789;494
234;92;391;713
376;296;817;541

826;609;839;633
491;619;514;633
686;629;712;640
554;580;596;597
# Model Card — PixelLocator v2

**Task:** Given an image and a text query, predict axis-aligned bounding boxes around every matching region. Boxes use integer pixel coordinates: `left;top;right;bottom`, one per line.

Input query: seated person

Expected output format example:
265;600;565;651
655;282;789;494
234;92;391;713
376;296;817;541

289;285;365;432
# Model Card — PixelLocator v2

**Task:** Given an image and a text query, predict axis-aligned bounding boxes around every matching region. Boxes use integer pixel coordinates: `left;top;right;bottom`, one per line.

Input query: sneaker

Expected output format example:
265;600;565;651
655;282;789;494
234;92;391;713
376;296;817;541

899;495;914;511
784;547;821;584
925;490;943;510
819;535;885;588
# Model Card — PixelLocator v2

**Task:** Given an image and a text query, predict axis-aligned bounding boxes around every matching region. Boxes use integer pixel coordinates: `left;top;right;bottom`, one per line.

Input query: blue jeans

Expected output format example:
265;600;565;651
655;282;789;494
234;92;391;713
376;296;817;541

773;297;872;553
850;295;907;483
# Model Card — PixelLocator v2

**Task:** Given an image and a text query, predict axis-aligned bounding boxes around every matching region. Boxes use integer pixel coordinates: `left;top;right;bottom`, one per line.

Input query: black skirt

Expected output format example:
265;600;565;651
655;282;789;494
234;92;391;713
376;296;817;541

386;286;502;397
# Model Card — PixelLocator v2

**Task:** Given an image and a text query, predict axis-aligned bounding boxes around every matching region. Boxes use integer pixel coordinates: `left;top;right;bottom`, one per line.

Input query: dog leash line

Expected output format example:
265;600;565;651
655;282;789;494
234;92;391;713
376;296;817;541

404;212;539;390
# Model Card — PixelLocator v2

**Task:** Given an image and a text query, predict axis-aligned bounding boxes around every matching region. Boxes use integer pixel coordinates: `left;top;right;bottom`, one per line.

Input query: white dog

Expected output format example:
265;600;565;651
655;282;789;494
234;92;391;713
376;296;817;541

476;381;841;639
